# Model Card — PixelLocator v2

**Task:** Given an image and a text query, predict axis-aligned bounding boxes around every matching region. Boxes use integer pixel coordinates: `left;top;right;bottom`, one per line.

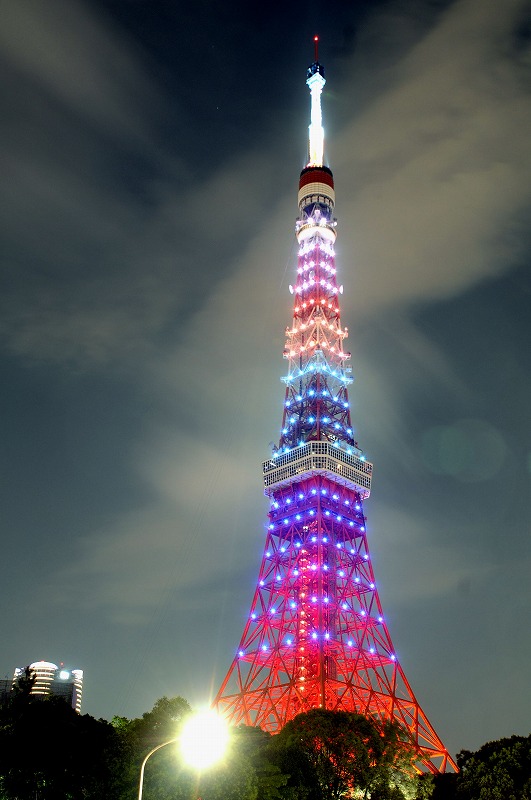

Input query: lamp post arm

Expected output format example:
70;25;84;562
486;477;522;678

138;737;178;800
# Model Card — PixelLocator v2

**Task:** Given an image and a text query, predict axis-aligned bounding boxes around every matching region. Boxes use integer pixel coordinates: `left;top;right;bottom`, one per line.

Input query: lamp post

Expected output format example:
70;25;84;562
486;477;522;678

138;738;177;800
138;710;229;800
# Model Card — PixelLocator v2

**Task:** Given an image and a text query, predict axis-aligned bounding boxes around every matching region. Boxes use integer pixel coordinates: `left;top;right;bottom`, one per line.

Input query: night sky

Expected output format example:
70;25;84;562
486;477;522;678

1;0;530;759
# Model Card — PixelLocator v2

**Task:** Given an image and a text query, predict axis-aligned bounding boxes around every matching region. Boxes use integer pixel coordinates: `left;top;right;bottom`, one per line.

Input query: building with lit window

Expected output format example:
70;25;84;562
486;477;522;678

6;661;84;712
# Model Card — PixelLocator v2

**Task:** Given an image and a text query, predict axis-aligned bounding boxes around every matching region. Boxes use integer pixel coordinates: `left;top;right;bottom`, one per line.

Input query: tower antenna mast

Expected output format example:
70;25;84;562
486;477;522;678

306;41;326;167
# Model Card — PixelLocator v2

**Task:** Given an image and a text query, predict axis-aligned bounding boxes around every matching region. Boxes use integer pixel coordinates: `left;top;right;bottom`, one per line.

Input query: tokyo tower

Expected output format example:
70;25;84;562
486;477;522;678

214;42;456;774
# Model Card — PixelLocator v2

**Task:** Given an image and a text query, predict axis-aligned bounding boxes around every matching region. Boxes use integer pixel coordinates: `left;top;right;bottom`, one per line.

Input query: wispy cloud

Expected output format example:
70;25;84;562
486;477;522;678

49;427;266;623
0;0;165;138
336;0;531;314
18;0;527;620
2;0;529;369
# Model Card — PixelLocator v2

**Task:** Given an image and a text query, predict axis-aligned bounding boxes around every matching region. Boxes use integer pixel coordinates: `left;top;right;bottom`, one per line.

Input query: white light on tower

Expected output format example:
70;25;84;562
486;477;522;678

307;37;325;167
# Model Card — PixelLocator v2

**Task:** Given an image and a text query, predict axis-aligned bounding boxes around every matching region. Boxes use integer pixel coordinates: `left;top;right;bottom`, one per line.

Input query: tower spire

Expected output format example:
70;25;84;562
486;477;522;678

306;38;326;167
214;48;456;776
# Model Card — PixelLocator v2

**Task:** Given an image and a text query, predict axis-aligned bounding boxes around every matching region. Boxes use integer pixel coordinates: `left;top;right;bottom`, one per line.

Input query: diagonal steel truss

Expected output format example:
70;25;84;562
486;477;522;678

214;475;456;773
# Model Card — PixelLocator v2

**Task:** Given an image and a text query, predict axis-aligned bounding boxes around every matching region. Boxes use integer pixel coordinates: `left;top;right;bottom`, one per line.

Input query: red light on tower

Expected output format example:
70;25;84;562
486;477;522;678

213;44;456;775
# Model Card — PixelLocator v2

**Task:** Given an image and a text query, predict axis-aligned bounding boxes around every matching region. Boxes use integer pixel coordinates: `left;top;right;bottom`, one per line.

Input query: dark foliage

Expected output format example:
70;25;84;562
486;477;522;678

430;772;458;800
10;666;36;700
0;693;128;800
114;709;288;800
110;695;193;800
1;689;529;800
430;733;531;800
456;734;531;800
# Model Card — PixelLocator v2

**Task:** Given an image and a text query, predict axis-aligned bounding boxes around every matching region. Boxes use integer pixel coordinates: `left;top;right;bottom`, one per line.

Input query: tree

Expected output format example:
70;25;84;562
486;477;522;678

10;666;36;702
455;735;531;800
191;725;288;800
0;694;128;800
272;708;418;800
430;772;457;800
232;725;288;800
113;703;284;800
110;696;193;800
128;695;192;745
267;734;321;800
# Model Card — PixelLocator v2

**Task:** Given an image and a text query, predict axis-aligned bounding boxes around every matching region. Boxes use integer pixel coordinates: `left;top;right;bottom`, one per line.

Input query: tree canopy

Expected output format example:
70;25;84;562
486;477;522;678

0;693;128;800
430;733;531;800
456;735;531;800
1;688;529;800
271;707;418;800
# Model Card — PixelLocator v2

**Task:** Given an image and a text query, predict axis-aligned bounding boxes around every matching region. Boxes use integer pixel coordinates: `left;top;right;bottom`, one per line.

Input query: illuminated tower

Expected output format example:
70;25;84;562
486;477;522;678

214;42;456;774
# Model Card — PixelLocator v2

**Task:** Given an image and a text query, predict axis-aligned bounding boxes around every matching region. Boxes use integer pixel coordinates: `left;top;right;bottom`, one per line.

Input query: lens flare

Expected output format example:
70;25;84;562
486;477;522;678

179;709;229;771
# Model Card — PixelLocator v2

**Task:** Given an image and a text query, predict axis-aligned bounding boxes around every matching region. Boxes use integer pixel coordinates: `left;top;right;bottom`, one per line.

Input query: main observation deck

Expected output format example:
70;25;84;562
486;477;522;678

263;440;372;498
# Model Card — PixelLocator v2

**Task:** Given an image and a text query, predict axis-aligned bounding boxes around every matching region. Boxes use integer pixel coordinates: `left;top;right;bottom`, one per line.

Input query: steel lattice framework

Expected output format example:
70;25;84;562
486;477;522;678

214;51;456;775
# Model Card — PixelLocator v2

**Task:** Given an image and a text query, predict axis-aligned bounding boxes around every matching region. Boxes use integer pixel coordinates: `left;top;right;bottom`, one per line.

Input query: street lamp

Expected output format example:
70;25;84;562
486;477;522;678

138;738;177;800
138;710;229;800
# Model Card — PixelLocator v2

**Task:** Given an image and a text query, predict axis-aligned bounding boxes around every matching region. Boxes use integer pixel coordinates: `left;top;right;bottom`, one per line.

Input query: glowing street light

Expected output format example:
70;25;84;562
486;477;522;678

179;708;229;771
137;710;229;800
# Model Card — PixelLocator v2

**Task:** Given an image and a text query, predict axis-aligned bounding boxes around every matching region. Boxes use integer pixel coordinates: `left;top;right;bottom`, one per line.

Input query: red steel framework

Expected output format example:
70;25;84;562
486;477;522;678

214;52;456;774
